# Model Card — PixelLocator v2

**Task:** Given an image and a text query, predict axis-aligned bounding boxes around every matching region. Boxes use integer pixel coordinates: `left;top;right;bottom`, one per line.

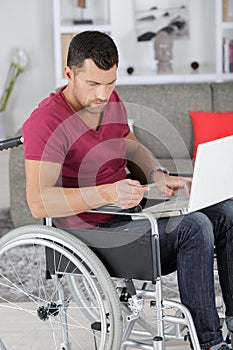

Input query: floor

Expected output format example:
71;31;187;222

0;301;190;350
0;148;191;349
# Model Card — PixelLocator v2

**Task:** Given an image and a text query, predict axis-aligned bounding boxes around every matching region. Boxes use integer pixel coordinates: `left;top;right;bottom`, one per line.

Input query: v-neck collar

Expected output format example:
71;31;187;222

59;87;105;133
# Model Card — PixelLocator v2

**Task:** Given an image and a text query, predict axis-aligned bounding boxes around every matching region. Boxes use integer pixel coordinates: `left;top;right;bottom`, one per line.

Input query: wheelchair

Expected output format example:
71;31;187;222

0;136;211;350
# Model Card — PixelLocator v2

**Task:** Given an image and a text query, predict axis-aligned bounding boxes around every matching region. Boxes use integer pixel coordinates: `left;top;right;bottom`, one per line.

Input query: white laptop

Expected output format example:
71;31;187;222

144;135;233;217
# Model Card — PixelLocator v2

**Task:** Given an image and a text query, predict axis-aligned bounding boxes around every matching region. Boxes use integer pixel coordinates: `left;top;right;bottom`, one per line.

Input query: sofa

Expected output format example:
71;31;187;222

9;81;233;227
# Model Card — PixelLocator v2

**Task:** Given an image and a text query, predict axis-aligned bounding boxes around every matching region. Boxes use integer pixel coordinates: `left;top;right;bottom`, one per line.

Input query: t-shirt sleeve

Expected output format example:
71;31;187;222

23;109;67;164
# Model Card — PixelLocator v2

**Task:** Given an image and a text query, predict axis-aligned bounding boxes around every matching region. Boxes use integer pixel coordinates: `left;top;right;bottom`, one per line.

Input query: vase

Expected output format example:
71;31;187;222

0;111;6;140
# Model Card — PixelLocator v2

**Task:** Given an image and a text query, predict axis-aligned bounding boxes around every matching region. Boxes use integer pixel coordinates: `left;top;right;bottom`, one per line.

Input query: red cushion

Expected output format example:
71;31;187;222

189;110;233;159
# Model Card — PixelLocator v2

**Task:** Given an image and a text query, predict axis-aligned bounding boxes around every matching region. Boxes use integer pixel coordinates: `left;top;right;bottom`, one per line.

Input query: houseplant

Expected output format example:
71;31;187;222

0;48;28;139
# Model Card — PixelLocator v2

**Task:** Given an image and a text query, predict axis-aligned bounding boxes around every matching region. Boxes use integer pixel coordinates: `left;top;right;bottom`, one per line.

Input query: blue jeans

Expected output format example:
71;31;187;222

95;199;233;349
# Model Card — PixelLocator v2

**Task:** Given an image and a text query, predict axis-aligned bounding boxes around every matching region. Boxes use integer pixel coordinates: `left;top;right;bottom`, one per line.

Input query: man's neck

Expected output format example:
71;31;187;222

62;86;81;113
62;86;103;130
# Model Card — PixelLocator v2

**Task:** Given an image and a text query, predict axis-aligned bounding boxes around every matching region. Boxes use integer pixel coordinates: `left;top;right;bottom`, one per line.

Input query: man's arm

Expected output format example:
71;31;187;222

25;159;148;219
125;131;161;184
125;132;192;197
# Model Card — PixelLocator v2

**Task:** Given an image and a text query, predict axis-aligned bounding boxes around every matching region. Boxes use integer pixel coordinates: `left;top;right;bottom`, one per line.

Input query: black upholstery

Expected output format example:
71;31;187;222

46;228;158;282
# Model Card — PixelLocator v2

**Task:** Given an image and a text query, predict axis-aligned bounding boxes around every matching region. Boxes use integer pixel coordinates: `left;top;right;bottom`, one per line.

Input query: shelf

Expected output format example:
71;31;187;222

222;22;233;29
116;65;220;85
117;73;221;86
60;24;112;34
53;0;233;87
222;72;233;79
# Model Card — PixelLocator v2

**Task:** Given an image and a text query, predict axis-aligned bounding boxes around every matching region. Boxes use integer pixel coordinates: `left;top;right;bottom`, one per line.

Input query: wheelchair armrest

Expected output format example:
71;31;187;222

169;172;193;177
91;204;142;214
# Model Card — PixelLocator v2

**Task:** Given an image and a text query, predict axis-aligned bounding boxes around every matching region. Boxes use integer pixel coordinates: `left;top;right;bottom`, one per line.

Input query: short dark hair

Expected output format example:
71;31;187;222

67;31;119;70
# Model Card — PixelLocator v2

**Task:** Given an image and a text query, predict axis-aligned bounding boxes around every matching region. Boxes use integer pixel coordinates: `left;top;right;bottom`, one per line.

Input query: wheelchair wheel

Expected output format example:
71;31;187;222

0;225;123;350
67;274;102;322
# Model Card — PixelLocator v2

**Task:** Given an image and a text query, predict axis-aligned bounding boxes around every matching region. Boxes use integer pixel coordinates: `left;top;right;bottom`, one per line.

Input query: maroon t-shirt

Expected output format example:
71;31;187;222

23;87;130;229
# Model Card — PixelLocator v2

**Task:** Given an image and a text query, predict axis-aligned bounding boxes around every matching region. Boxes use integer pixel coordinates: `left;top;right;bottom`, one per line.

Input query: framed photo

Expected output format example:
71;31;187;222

133;0;189;42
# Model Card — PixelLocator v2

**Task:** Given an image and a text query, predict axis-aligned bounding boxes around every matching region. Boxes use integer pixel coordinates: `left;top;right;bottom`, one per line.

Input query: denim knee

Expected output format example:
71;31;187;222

226;316;233;333
202;199;233;234
173;212;214;252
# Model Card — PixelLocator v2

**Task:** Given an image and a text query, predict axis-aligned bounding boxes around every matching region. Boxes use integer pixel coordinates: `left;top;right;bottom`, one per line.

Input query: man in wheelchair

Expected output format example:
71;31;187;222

22;30;233;350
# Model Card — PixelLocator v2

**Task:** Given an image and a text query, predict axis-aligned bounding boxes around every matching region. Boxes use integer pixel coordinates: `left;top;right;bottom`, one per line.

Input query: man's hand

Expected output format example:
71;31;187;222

112;179;149;209
156;174;192;198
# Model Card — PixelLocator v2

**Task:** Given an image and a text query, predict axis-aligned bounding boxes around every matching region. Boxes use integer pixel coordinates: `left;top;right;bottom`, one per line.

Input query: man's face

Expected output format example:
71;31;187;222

65;59;117;114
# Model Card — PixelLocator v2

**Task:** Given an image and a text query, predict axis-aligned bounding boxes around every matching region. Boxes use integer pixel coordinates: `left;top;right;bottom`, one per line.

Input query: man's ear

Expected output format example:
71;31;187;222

64;66;73;81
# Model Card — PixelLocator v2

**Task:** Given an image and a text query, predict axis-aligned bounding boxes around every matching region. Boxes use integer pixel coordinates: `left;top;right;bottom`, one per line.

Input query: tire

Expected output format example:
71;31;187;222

0;225;123;350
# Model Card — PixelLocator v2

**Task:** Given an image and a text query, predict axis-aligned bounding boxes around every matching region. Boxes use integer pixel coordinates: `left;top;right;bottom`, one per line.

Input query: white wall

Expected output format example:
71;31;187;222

0;0;54;137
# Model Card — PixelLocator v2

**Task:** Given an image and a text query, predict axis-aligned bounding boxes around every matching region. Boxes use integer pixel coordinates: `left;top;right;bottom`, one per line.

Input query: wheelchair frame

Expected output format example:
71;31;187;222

0;136;202;350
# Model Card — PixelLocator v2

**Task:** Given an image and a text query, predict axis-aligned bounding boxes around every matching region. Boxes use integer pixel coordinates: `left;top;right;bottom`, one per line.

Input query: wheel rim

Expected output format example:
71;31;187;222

0;235;118;349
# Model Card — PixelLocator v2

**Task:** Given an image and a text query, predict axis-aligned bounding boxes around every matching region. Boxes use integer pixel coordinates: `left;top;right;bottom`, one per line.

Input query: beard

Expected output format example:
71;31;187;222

80;96;109;115
72;88;109;115
85;103;107;115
